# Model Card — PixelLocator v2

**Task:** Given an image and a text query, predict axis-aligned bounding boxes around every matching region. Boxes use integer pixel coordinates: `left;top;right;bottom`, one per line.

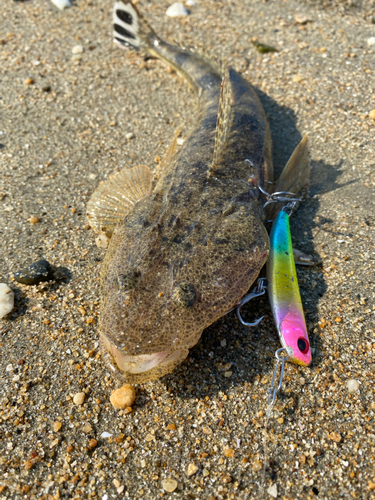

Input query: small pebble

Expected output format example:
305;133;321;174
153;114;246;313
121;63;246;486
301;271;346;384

110;384;136;409
29;216;40;224
0;284;14;319
125;132;134;140
295;13;311;24
113;479;121;488
24;78;35;86
221;474;232;484
267;483;278;498
161;478;178;493
166;2;189;17
101;432;113;438
72;45;83;54
328;431;342;443
367;37;375;47
185;0;195;5
14;259;53;285
187;463;198;476
369;109;375;120
145;433;155;442
224;448;235;458
73;392;85;405
95;233;110;249
52;421;62;432
346;379;360;392
292;74;304;83
50;0;72;9
88;439;98;448
252;460;262;471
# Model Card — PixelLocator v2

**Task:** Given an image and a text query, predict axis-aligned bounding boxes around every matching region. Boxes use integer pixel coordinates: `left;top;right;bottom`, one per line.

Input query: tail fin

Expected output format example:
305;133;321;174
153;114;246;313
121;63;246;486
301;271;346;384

113;0;156;50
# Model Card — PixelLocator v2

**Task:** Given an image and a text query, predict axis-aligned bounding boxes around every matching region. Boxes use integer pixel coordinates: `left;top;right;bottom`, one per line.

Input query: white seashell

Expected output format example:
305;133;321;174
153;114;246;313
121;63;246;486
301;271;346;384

101;432;113;438
166;2;189;17
72;45;83;55
50;0;72;10
185;0;196;6
0;284;14;319
367;37;375;47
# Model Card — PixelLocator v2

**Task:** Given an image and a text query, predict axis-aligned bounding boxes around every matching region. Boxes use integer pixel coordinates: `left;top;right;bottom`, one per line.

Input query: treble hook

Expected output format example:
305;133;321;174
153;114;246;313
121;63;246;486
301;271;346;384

268;347;292;406
236;278;267;327
259;186;301;210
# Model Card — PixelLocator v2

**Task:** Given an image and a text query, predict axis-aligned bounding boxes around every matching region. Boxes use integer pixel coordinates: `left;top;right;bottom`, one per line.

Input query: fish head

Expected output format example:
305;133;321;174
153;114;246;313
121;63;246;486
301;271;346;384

98;198;269;383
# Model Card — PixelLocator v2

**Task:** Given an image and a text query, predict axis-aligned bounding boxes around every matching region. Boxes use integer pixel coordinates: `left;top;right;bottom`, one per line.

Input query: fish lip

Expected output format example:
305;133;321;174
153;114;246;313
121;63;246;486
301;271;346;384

99;333;189;381
99;325;185;356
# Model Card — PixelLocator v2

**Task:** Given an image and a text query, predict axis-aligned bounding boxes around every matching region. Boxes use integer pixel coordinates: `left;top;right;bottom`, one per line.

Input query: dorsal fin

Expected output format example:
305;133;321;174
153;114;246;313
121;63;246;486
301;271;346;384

210;73;234;174
87;165;152;234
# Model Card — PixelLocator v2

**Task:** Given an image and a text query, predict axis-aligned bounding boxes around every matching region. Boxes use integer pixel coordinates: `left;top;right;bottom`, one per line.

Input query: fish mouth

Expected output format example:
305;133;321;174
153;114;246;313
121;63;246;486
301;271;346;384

99;334;189;383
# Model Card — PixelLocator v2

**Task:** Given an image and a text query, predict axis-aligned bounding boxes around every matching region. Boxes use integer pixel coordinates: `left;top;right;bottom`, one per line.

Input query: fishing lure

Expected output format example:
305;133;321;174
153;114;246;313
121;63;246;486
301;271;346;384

267;206;312;367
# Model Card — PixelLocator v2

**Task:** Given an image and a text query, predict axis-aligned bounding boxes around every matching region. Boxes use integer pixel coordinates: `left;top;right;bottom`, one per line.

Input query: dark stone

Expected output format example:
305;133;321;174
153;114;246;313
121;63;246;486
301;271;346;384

14;259;53;285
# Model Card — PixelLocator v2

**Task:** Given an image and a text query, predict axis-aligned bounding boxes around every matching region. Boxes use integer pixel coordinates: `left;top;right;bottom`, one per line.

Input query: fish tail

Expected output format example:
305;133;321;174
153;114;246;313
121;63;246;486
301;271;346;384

113;0;159;51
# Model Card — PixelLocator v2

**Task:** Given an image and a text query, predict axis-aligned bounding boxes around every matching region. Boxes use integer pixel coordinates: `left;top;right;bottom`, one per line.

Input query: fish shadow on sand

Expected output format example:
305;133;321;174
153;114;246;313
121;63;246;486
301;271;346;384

157;89;346;403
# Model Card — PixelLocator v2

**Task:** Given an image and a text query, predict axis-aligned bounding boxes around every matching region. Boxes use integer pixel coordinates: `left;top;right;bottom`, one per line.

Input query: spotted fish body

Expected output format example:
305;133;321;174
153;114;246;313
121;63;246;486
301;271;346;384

87;1;310;383
267;210;312;366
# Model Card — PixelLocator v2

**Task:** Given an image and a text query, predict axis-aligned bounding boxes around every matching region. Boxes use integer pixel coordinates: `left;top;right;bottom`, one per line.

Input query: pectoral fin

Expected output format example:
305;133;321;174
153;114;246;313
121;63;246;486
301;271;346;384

87;165;152;234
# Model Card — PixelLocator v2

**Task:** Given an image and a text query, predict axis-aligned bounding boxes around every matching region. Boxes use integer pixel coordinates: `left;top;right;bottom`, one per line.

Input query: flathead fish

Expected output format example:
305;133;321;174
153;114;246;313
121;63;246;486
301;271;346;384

87;0;310;383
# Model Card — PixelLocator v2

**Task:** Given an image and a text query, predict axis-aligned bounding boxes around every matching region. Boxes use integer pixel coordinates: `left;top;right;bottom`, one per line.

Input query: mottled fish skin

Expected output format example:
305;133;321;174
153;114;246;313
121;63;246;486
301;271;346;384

99;1;272;382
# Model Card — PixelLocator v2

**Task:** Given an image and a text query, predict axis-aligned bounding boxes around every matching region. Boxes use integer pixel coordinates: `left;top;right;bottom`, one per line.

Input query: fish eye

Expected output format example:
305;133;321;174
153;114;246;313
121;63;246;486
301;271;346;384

172;282;197;308
116;269;141;291
297;337;309;354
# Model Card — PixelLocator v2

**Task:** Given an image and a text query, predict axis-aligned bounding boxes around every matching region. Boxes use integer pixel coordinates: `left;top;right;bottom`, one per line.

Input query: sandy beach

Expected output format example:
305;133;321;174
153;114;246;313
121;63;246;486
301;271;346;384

1;0;375;498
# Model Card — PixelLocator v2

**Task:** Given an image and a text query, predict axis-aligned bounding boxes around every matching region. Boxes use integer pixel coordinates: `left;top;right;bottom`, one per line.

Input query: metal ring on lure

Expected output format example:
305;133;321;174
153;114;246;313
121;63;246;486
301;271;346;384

236;278;266;327
259;186;301;210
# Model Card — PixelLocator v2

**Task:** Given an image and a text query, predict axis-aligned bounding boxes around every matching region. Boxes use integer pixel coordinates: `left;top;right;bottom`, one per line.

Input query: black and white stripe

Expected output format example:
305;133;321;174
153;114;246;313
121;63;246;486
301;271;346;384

113;1;141;49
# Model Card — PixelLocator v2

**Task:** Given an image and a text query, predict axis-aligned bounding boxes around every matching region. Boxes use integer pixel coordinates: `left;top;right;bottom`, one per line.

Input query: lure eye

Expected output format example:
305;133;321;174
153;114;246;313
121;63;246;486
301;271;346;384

297;337;309;354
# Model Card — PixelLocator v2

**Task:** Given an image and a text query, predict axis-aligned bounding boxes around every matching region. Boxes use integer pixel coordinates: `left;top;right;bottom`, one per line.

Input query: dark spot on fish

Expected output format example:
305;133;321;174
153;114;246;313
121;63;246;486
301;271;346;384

143;219;151;228
116;269;141;291
215;239;227;245
285;251;289;255
116;9;132;25
173;235;183;244
114;24;136;40
172;282;197;308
